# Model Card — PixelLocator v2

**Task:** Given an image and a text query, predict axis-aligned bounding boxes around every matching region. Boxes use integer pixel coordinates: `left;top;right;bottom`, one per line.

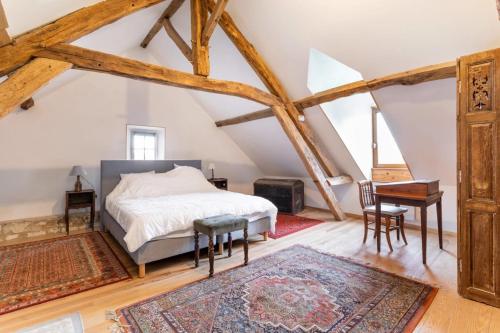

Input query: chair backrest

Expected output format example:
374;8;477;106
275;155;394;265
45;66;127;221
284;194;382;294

357;180;375;209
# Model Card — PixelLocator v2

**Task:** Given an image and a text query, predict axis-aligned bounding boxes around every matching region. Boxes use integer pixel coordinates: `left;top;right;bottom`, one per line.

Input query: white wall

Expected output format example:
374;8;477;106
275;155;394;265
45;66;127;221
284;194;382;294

0;51;263;222
373;79;458;232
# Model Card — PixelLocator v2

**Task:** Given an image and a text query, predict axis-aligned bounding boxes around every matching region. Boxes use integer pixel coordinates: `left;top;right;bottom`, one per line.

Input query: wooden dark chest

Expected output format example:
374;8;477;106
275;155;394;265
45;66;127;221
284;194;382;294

254;178;304;214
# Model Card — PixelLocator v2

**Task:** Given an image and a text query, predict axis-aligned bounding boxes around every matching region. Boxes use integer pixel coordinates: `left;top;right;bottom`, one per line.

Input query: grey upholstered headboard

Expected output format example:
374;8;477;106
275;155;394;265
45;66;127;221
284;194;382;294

100;160;202;212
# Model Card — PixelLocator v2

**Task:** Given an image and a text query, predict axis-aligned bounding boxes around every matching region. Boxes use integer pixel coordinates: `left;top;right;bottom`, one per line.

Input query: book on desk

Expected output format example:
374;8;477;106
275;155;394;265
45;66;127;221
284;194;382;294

375;180;440;199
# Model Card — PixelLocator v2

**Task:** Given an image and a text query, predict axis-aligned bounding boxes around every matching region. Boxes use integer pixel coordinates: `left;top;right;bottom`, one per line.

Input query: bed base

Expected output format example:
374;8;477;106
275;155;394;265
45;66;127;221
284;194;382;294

102;210;271;278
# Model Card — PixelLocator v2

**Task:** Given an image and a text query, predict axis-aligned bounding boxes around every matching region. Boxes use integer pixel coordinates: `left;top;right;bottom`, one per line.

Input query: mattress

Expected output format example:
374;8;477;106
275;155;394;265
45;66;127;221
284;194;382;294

106;191;277;252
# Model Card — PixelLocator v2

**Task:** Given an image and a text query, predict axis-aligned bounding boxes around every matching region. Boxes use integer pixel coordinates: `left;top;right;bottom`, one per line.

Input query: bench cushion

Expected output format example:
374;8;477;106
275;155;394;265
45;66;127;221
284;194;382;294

364;205;408;217
194;215;249;236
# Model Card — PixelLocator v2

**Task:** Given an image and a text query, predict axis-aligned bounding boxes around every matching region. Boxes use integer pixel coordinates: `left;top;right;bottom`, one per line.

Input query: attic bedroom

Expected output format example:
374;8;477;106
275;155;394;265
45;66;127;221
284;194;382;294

1;0;500;332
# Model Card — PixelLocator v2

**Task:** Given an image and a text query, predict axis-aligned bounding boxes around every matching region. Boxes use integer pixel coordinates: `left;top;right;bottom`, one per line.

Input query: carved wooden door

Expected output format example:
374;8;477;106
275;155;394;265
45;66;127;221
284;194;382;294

458;48;500;307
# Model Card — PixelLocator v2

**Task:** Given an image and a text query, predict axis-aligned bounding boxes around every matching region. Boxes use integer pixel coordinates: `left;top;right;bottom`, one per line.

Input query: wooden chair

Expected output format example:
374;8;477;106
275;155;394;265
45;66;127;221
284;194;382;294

357;180;408;251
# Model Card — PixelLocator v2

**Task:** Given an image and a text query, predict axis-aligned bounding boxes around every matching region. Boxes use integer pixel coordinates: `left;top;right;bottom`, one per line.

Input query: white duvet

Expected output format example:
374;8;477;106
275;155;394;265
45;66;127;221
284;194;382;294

106;166;277;252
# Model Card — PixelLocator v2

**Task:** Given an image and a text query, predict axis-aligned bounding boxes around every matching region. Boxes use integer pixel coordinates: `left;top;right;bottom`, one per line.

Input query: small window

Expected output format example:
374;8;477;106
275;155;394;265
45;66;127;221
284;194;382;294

126;125;165;161
372;108;406;168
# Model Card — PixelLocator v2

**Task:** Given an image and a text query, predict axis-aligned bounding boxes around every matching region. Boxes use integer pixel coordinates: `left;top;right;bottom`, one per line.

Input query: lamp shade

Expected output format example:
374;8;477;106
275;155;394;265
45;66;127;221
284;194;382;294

208;163;215;170
69;165;87;177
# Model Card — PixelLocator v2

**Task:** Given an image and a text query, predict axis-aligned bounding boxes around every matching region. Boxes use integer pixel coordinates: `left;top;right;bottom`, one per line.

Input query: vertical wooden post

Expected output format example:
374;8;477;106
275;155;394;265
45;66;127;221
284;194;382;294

191;0;210;76
0;0;10;47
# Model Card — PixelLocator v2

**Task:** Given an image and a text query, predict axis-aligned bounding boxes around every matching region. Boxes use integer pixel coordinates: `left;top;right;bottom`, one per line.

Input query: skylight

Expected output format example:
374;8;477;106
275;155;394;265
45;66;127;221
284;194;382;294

307;48;406;179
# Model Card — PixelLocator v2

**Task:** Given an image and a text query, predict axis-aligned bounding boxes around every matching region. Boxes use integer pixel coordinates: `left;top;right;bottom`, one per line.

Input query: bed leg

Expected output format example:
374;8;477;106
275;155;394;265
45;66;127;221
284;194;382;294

138;264;145;278
263;231;268;241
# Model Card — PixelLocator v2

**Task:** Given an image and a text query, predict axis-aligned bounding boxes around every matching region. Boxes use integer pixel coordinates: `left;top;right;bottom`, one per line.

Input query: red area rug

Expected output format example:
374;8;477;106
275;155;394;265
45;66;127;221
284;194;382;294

0;232;130;315
118;245;437;332
269;213;324;239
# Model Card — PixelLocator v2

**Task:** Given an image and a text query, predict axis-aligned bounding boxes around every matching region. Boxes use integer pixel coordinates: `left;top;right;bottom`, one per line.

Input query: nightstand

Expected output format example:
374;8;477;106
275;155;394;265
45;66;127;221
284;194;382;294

65;190;96;235
208;178;228;190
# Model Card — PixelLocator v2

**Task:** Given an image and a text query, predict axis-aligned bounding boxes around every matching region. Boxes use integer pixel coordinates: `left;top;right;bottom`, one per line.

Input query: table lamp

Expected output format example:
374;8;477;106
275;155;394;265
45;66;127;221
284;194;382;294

70;165;87;192
208;163;215;179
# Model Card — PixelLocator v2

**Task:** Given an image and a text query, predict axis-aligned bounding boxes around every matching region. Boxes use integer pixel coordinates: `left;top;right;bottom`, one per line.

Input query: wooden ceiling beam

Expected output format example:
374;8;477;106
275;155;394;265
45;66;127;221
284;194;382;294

215;60;457;127
162;19;193;63
215;108;274;127
297;61;457;109
191;0;210;76
201;0;228;44
0;0;166;77
36;44;281;107
0;58;72;118
141;0;185;48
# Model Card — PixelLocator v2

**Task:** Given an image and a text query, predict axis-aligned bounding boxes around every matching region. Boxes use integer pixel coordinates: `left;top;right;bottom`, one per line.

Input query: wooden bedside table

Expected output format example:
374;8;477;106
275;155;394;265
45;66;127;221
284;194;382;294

65;190;96;235
208;178;228;190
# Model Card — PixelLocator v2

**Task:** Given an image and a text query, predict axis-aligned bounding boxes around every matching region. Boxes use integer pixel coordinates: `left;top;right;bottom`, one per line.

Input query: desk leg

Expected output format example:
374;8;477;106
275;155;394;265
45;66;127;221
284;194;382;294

375;196;381;252
420;205;427;265
64;208;69;235
90;202;95;232
436;198;443;249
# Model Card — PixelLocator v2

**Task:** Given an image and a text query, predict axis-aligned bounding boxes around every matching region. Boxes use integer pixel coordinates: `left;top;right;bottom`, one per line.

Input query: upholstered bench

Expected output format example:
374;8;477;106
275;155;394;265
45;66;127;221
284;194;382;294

193;215;249;277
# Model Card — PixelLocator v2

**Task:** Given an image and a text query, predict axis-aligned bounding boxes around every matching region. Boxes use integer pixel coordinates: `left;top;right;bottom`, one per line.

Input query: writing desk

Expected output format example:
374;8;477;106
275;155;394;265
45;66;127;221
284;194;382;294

374;180;444;264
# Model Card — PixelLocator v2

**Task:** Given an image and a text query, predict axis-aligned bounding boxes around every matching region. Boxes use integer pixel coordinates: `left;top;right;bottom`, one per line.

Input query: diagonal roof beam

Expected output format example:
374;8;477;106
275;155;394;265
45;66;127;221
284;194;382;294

141;0;185;48
36;44;281;107
201;0;229;44
162;18;193;63
206;0;344;219
207;0;340;179
0;58;72;118
0;0;166;77
215;61;457;127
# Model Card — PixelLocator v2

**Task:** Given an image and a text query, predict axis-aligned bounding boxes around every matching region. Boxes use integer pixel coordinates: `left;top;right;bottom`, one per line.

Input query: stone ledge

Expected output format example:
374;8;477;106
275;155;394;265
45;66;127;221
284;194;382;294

0;212;100;242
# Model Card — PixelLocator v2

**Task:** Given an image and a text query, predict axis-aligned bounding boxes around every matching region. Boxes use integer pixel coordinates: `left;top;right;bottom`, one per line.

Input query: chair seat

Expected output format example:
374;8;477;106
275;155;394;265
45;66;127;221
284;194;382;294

194;215;249;236
363;205;408;217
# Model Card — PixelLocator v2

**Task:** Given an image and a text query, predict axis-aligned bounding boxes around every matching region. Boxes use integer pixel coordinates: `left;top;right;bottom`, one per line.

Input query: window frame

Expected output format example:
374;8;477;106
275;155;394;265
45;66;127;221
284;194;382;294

126;125;165;161
372;108;407;169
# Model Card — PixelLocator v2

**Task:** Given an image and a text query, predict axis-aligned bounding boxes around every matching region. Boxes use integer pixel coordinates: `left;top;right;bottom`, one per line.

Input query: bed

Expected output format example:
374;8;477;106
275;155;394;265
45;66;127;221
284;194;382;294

100;160;276;277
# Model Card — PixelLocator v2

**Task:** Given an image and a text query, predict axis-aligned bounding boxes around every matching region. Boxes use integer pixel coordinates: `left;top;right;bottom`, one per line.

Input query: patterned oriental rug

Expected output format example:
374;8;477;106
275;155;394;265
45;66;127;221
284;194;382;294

119;245;437;333
269;213;324;239
0;232;130;315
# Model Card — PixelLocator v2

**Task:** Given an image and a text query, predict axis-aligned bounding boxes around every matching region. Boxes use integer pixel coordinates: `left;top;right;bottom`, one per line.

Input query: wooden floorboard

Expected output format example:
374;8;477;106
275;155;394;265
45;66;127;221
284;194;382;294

1;207;499;332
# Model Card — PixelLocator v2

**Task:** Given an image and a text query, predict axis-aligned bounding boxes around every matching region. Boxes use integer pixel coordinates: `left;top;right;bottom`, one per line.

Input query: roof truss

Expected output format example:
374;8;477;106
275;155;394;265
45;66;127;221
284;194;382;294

0;0;471;221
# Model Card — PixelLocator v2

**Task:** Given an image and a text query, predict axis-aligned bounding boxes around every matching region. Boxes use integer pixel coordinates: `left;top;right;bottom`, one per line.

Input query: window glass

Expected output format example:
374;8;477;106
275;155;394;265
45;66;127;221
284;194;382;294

376;112;405;165
127;126;164;161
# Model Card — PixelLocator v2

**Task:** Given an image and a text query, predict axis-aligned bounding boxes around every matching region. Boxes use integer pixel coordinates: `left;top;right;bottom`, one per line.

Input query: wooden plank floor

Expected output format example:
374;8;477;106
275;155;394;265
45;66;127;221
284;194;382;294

1;208;499;332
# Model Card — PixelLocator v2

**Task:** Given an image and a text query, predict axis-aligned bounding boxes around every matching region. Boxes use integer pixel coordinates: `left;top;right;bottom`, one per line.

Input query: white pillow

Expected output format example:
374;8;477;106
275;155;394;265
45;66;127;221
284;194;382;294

120;170;155;180
112;166;216;200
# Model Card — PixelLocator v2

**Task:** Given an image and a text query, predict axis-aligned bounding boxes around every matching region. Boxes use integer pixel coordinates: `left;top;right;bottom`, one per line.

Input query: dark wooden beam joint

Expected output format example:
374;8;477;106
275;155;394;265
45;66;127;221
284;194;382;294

20;97;35;110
